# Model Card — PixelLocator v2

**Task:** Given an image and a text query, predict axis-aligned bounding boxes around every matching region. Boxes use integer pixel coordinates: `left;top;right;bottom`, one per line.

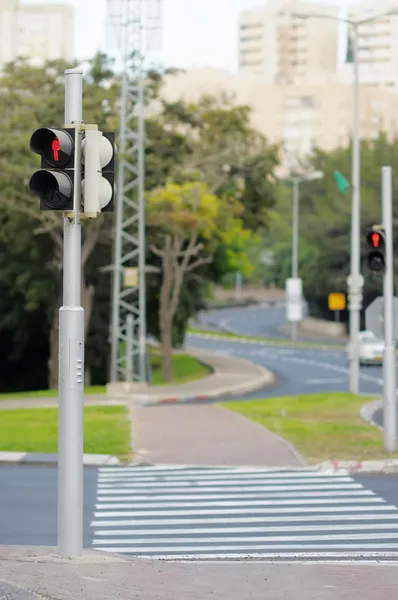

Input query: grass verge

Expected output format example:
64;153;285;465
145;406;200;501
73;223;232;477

222;392;397;463
188;327;342;349
0;406;131;458
150;352;211;385
0;352;210;400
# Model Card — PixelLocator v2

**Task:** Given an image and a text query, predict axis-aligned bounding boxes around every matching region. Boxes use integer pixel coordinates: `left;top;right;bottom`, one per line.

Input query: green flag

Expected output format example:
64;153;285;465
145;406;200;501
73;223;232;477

345;30;354;64
334;170;350;193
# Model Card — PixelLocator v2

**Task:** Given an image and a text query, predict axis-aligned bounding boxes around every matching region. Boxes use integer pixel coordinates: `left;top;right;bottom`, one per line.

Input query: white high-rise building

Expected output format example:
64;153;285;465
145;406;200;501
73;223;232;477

239;0;341;85
339;1;398;90
239;0;398;90
0;0;74;71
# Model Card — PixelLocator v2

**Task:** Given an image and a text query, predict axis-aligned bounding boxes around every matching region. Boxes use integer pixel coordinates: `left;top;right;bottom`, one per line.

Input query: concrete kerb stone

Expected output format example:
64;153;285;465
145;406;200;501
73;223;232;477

109;351;276;406
0;452;120;466
188;331;341;351
360;397;384;432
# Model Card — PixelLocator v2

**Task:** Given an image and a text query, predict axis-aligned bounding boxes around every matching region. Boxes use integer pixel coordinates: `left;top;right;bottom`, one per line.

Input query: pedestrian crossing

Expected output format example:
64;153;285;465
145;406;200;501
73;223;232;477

91;466;398;560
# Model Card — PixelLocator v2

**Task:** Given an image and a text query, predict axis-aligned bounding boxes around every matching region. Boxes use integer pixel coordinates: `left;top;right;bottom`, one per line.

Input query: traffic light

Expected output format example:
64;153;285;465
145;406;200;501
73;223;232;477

81;129;115;214
366;226;386;272
29;127;76;210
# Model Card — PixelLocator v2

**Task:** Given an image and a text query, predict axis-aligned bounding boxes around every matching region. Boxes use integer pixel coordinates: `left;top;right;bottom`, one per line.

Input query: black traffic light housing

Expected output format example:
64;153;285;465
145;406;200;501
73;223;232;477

366;226;386;272
29;127;76;210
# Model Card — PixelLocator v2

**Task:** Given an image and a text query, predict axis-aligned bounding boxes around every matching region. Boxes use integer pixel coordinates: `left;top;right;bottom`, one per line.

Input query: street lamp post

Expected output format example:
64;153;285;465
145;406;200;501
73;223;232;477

293;9;397;394
286;171;323;339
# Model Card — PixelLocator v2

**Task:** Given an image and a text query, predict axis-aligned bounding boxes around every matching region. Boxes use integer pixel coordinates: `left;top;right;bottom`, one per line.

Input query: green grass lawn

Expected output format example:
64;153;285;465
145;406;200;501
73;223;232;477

0;351;210;400
188;327;342;349
0;406;131;457
150;352;210;385
222;392;397;463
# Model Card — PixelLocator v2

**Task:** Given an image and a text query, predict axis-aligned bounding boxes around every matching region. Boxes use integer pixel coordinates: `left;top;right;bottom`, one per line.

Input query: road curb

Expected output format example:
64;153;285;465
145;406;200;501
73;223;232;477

110;350;276;407
187;331;340;351
316;458;398;474
132;366;275;406
0;452;120;466
360;398;384;431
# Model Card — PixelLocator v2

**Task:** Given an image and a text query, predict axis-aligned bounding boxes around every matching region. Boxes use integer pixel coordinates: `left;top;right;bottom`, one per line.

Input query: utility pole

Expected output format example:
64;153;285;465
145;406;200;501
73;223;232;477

347;24;363;396
381;166;396;453
293;10;398;395
58;69;84;558
291;178;299;340
107;0;162;383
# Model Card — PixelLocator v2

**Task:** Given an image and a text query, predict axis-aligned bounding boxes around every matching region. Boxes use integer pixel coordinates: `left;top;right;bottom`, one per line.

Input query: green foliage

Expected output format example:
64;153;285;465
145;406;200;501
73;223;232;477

0;55;280;391
267;133;398;322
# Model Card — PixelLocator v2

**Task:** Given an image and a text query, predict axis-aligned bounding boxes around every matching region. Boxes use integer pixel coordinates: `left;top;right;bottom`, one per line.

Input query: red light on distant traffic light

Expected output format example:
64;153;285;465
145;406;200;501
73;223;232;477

371;232;380;248
52;137;60;161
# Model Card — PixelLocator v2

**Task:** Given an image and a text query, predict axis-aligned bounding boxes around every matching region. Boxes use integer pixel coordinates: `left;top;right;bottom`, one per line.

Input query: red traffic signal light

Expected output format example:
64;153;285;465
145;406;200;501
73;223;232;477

29;127;76;210
366;226;385;272
371;232;380;248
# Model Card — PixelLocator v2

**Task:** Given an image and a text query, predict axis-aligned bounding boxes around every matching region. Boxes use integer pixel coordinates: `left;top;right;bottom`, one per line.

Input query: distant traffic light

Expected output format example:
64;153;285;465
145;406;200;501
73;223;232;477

366;226;386;272
29;127;76;210
81;129;115;214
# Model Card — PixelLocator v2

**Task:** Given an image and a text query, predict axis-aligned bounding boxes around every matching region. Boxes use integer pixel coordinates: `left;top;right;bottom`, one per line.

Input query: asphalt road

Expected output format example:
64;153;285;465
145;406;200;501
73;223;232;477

2;465;398;562
0;465;97;548
186;333;385;398
197;302;344;345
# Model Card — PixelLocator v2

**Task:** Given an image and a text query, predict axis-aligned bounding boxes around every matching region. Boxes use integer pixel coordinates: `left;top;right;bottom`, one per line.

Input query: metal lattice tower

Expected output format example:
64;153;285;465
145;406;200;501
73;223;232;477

107;0;162;383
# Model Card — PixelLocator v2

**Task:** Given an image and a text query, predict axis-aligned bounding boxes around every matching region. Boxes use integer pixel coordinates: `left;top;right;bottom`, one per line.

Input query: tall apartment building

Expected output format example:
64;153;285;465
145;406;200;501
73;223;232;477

160;68;398;170
0;0;74;70
239;0;340;84
339;1;398;90
239;0;398;90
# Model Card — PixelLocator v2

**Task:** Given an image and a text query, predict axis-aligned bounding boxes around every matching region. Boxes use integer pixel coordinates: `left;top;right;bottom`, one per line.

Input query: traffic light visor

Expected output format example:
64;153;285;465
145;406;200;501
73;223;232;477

30;128;73;167
29;170;73;209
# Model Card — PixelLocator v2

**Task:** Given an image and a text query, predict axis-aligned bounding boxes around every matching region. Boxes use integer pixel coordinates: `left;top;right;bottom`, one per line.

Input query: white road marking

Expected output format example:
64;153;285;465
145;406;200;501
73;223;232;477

93;523;398;542
306;379;345;385
95;497;384;509
96;490;376;501
97;470;354;481
92;466;398;561
92;550;398;560
96;483;368;492
93;519;398;537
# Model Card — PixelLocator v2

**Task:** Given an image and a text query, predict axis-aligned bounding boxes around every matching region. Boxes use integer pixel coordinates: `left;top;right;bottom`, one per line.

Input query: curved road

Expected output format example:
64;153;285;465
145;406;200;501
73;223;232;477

188;305;387;399
198;302;344;345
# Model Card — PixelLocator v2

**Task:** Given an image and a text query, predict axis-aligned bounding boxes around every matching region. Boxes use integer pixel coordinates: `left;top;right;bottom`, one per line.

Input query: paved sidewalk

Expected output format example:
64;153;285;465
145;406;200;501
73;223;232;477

0;350;274;410
109;348;274;404
0;546;397;600
134;403;304;467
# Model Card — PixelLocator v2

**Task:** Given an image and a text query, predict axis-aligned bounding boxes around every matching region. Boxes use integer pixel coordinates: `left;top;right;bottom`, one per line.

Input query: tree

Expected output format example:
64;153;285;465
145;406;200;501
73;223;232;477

165;93;281;231
0;55;119;387
146;180;254;380
266;133;398;323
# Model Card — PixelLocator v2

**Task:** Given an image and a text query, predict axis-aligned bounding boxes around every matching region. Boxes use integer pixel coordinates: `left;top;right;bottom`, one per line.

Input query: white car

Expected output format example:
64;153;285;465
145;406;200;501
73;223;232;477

346;330;385;365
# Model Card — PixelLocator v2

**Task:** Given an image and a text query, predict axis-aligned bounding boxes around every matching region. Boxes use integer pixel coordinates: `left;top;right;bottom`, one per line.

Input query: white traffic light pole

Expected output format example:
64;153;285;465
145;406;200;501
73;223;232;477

382;166;396;453
57;68;85;558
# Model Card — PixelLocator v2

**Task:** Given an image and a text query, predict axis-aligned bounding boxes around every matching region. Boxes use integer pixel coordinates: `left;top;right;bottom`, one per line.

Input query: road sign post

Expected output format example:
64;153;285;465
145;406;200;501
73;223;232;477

382;166;396;453
328;292;345;323
286;277;303;340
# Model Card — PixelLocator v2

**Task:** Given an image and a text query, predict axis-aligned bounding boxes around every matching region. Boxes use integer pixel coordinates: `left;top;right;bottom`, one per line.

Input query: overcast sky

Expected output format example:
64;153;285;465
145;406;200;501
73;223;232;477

22;0;361;71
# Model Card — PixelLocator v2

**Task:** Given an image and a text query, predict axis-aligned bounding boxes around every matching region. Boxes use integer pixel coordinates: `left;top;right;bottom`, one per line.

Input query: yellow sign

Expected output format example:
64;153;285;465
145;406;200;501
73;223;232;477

124;267;138;288
328;292;346;311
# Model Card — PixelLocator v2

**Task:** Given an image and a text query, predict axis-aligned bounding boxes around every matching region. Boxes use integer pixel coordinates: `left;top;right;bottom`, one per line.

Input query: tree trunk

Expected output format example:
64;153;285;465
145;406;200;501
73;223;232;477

160;315;173;381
